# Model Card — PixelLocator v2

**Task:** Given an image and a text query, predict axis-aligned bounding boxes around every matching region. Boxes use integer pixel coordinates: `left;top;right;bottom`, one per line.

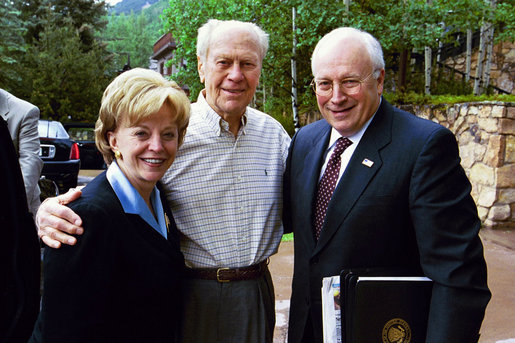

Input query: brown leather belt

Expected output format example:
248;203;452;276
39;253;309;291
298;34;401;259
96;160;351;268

186;260;268;283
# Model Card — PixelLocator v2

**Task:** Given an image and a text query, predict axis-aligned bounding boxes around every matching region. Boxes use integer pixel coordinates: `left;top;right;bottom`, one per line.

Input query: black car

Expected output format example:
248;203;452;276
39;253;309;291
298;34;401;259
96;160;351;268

38;120;81;193
63;123;105;170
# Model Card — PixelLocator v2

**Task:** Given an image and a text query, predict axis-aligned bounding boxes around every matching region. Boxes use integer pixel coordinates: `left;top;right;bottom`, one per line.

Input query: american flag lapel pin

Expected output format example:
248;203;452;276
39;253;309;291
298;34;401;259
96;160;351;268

362;158;374;168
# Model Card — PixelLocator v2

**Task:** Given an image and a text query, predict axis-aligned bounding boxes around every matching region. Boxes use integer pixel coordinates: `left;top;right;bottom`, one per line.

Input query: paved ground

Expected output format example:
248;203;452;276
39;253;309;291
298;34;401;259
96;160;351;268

270;229;515;343
269;241;294;343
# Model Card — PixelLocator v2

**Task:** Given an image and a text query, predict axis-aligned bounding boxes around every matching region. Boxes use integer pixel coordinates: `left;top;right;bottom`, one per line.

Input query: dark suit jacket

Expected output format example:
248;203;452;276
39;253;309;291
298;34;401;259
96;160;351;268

0;117;40;343
30;173;185;343
284;99;491;343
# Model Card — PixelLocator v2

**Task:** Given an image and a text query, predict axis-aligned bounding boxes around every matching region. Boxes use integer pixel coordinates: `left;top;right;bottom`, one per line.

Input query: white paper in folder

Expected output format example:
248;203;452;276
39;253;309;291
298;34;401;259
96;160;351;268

321;276;342;343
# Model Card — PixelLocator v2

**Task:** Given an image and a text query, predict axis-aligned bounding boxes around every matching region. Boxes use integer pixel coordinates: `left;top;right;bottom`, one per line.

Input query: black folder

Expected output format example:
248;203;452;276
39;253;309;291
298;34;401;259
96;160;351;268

340;269;433;343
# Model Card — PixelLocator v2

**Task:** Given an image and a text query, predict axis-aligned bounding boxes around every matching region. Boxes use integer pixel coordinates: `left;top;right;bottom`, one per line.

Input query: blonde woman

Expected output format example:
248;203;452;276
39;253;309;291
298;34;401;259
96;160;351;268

30;68;190;343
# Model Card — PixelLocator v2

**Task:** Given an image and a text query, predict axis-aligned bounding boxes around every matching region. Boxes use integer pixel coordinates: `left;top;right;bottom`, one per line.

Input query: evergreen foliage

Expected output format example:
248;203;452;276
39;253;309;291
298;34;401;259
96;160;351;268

0;2;26;87
15;0;108;49
25;15;109;122
2;0;112;122
104;3;165;70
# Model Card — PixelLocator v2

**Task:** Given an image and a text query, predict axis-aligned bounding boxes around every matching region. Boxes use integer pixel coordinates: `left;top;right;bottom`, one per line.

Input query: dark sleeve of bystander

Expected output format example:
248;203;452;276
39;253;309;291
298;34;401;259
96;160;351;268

0;116;41;343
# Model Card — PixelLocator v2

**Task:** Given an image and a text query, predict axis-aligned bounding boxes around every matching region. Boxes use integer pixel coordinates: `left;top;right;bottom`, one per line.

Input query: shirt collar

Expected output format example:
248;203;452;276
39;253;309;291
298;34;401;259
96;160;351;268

106;161;168;238
196;90;248;136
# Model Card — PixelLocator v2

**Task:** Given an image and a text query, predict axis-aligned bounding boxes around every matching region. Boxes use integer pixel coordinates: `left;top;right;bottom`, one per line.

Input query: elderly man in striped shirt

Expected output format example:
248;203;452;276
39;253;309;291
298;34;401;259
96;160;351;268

36;19;291;343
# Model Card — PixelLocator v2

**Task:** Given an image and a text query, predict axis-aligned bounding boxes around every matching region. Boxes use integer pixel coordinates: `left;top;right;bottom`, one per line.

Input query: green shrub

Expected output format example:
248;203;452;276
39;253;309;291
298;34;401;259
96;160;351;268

384;92;515;106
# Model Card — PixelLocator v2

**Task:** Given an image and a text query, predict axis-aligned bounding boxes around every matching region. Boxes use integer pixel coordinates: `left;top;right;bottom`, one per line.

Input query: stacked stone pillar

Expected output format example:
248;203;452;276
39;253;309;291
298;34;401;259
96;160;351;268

401;102;514;230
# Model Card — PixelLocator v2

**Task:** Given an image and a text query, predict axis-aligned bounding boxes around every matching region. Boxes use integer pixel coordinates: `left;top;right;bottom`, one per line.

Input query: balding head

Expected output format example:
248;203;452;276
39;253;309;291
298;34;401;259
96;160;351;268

311;27;384;78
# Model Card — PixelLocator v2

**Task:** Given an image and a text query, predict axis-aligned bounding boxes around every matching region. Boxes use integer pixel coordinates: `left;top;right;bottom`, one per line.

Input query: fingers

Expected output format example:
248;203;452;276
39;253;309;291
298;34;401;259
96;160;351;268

39;209;83;236
39;228;75;249
38;224;77;245
40;234;61;249
36;190;84;248
37;195;83;230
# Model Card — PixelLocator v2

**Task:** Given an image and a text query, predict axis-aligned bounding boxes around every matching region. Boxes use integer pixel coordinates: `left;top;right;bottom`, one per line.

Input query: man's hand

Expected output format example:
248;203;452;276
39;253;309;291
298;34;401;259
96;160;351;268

36;187;84;248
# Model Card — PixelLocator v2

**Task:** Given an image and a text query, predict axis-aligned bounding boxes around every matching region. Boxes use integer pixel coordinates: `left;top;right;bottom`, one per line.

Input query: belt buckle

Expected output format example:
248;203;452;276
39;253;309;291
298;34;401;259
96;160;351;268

216;267;230;283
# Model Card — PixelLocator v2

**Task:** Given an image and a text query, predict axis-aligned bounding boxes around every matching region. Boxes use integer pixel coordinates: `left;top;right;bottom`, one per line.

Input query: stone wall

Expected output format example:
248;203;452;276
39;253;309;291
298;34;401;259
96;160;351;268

400;102;515;230
443;41;515;94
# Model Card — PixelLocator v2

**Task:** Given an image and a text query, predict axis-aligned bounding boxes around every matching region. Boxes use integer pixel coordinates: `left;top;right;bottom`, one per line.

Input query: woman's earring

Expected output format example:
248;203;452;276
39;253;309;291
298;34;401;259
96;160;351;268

114;150;122;160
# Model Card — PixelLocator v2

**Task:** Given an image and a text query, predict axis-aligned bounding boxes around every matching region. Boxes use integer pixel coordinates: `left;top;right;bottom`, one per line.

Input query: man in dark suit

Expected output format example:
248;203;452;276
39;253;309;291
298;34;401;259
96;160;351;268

283;27;491;343
0;116;40;343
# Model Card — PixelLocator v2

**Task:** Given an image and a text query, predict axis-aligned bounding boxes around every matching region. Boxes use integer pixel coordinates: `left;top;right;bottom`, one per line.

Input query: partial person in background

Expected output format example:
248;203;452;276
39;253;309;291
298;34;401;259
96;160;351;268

0;116;40;343
30;68;189;342
35;19;291;343
284;27;490;343
0;89;43;218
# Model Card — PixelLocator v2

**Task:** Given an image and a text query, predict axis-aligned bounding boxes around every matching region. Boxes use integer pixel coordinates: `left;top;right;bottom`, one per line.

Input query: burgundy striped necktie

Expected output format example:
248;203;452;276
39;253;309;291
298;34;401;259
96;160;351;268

314;137;352;240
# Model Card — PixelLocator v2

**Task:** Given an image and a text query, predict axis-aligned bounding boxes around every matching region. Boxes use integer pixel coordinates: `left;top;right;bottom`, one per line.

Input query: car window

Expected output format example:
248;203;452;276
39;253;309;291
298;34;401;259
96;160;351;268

38;120;70;139
68;127;95;142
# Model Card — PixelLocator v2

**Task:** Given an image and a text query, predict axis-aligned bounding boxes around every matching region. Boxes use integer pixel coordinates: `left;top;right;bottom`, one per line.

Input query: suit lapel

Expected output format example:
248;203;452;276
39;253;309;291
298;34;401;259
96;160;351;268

90;175;181;260
314;100;394;255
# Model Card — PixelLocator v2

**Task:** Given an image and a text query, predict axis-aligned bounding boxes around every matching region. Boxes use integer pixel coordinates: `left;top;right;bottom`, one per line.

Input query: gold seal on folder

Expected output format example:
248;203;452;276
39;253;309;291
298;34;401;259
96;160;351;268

382;318;411;343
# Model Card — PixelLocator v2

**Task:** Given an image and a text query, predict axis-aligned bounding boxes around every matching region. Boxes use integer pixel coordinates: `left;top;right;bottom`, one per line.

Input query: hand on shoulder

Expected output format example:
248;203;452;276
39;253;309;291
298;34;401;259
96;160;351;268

36;187;84;248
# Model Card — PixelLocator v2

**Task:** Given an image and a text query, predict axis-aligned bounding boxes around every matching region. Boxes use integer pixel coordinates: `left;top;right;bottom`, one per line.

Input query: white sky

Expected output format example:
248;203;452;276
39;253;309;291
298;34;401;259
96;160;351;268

105;0;123;5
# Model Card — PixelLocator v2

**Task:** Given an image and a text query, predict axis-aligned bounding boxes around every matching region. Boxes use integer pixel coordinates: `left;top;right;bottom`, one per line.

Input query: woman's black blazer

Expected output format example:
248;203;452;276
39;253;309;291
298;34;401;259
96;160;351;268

31;172;185;343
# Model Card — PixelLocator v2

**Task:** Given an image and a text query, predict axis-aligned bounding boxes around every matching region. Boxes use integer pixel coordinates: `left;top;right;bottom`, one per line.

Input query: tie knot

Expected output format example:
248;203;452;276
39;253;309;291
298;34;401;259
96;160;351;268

333;137;352;156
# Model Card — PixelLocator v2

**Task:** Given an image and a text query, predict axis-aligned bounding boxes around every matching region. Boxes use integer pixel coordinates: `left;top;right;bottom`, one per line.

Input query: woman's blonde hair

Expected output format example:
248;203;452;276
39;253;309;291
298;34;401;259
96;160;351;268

95;68;190;165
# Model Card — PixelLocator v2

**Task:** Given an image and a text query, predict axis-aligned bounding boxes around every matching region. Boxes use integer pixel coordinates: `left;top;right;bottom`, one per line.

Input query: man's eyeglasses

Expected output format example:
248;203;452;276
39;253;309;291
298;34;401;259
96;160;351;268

310;71;376;97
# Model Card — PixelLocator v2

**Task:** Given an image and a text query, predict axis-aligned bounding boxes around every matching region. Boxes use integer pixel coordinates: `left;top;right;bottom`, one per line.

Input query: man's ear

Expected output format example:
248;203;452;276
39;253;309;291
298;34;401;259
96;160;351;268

376;69;385;96
197;56;205;83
